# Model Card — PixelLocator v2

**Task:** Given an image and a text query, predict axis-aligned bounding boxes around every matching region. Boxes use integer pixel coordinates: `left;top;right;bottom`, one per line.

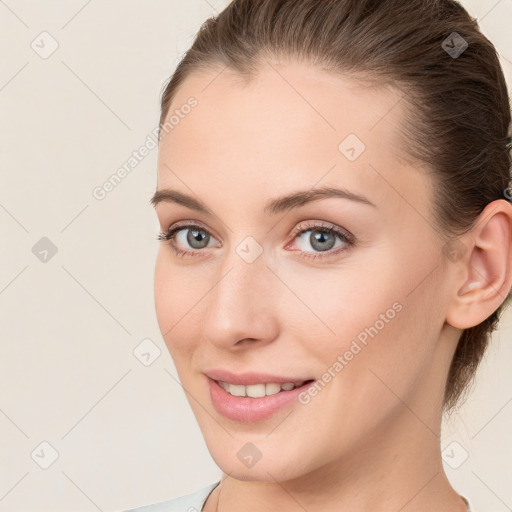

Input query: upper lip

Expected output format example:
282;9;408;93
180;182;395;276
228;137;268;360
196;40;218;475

204;369;314;386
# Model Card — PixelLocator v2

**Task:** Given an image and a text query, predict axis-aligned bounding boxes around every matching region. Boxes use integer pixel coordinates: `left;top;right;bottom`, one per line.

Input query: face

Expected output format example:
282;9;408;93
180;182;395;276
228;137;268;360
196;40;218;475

153;60;455;483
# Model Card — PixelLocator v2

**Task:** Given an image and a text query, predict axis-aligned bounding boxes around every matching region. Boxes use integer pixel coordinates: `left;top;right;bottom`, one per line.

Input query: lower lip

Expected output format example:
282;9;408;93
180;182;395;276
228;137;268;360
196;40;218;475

207;377;314;422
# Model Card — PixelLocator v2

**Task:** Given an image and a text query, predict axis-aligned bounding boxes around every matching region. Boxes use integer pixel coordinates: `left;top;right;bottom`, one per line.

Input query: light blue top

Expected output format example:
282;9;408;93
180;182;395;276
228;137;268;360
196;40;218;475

122;480;474;511
122;481;220;512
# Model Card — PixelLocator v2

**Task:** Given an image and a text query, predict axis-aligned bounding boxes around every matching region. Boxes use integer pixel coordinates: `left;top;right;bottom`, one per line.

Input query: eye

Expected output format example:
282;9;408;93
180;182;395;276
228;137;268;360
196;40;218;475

287;221;354;260
157;220;354;261
157;222;219;258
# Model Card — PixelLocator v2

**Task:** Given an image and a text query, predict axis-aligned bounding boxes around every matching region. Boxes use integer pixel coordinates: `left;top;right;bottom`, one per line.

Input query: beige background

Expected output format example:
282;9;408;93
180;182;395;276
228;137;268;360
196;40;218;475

0;1;511;511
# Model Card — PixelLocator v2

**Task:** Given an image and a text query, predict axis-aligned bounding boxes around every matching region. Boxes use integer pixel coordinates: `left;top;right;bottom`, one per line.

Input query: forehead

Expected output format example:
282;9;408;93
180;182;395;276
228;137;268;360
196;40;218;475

156;60;433;221
161;61;405;153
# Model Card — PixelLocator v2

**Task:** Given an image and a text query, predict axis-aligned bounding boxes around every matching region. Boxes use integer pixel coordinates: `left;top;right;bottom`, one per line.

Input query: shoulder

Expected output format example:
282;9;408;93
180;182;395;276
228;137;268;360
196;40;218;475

120;480;221;512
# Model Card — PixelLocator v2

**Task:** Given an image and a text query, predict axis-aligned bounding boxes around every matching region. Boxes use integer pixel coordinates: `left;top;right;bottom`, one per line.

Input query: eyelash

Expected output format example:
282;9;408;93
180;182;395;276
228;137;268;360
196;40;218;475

156;221;355;261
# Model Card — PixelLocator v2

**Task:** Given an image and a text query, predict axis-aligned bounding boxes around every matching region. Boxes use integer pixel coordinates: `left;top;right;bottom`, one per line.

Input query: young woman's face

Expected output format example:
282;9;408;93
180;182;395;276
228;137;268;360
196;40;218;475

153;60;457;482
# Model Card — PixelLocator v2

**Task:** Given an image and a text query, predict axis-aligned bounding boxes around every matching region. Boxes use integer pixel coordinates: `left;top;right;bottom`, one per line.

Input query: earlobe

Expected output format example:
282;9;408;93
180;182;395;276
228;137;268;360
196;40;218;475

445;200;512;330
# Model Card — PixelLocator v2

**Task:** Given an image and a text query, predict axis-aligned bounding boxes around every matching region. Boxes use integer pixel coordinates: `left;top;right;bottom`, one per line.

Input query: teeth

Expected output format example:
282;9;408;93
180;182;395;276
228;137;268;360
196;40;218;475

264;383;281;396
247;384;266;398
229;384;247;397
218;380;308;397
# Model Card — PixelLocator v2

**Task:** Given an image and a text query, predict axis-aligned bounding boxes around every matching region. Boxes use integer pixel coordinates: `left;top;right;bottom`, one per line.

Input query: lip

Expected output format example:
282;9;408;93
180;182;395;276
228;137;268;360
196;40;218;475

204;369;314;386
207;376;315;423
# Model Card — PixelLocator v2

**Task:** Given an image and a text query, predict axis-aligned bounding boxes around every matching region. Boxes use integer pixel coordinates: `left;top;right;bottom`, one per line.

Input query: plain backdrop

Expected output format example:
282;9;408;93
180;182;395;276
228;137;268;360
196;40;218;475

0;1;511;511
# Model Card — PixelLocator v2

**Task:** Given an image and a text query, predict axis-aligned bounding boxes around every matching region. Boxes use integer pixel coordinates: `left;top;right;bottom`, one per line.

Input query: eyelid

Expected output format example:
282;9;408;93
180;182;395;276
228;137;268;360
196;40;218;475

167;219;222;244
289;220;354;245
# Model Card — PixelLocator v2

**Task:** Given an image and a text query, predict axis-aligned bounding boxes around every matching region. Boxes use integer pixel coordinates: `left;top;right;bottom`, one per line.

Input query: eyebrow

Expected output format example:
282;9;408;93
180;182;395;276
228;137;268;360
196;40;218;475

150;186;376;216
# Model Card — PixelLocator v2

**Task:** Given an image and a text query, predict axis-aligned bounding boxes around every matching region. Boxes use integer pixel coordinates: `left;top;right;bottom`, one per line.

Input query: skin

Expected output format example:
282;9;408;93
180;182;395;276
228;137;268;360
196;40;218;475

152;59;512;512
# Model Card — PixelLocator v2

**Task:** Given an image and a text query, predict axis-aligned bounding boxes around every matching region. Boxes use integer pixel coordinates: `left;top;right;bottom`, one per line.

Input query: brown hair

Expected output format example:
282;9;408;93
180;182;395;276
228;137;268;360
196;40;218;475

157;0;512;414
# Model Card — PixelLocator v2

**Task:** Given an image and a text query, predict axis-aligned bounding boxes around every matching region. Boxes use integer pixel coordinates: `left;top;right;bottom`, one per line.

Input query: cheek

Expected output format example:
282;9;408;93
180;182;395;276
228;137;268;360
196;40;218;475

323;285;442;429
153;252;186;352
280;261;398;352
153;251;205;366
298;249;438;397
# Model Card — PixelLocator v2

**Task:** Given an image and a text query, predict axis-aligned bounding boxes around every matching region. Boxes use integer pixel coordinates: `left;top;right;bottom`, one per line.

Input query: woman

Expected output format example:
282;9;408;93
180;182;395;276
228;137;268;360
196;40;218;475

125;0;512;510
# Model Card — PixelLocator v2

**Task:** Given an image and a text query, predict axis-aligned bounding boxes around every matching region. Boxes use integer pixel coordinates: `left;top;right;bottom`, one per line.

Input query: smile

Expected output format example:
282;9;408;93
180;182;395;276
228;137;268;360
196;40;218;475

217;380;311;397
208;377;316;422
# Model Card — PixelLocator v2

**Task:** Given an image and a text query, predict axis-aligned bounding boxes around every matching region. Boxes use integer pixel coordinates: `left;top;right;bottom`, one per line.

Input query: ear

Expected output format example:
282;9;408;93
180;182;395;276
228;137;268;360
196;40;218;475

445;199;512;330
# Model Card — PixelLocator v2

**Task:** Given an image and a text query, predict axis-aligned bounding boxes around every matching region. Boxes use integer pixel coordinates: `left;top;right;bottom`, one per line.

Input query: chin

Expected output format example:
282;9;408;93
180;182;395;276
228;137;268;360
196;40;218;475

206;441;310;483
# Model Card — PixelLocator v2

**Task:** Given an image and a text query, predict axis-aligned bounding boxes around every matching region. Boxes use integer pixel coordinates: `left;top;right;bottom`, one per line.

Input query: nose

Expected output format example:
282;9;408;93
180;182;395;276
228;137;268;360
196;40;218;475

202;241;280;351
